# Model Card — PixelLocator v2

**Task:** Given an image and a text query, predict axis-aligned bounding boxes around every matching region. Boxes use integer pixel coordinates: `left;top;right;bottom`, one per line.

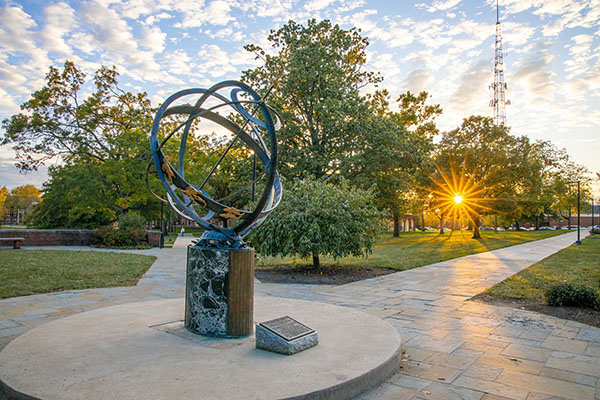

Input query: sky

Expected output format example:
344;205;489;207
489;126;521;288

0;0;599;196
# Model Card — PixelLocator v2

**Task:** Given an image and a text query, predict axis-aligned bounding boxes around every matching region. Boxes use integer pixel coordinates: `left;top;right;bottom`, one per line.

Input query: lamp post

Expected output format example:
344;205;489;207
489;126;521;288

591;197;594;230
567;181;581;245
575;181;581;245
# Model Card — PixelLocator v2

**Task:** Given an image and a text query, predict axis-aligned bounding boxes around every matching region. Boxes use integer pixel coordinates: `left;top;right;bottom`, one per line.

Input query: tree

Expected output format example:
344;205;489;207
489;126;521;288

2;61;153;172
250;177;380;268
434;116;538;238
0;186;7;216
1;61;164;227
396;91;443;139
386;91;441;235
518;140;590;228
242;19;381;180
337;96;434;237
3;185;41;224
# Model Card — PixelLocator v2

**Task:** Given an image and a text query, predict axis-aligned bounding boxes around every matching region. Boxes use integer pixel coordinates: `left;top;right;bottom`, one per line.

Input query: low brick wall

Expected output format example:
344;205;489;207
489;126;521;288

0;229;163;248
147;231;163;248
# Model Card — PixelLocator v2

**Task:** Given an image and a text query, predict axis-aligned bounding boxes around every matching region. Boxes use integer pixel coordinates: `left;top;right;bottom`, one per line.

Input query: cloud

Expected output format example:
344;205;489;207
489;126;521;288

196;44;237;78
449;60;492;112
403;69;433;93
511;50;556;99
42;2;77;56
140;25;167;53
175;0;235;28
305;0;336;12
564;34;594;79
76;1;181;84
418;0;462;13
0;5;49;67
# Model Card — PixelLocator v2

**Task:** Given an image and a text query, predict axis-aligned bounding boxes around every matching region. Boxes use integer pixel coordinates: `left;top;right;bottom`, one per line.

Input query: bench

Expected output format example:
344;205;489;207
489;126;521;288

0;237;25;249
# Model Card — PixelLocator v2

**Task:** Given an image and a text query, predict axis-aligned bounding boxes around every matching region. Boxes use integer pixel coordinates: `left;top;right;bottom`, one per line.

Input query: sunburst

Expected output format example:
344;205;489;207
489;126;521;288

426;160;500;233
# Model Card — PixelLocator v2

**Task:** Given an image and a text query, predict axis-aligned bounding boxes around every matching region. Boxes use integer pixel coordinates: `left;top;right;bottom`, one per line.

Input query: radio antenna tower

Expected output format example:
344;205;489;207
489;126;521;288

490;0;509;125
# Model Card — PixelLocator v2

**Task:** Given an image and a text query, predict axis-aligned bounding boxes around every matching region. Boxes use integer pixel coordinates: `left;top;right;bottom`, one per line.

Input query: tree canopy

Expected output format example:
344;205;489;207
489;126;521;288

242;19;382;180
243;20;435;237
1;61;160;227
431;116;590;236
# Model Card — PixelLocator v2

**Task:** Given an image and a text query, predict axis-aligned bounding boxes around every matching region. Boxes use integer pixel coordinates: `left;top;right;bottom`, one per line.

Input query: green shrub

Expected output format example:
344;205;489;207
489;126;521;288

118;213;147;245
249;177;381;268
591;228;600;235
94;225;117;247
94;213;147;248
544;283;599;309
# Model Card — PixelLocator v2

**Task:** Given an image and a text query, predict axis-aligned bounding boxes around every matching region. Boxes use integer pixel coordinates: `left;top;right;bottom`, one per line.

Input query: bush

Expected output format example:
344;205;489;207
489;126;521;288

94;213;148;248
591;228;600;235
249;177;381;268
118;213;147;245
544;283;599;309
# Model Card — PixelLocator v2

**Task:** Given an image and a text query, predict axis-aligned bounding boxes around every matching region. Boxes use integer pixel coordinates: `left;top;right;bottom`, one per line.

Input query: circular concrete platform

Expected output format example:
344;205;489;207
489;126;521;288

0;297;401;400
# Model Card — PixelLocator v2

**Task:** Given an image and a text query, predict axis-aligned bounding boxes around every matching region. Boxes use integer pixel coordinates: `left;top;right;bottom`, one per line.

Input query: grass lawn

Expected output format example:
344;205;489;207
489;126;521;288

258;229;567;271
483;234;600;302
163;233;178;248
0;250;156;298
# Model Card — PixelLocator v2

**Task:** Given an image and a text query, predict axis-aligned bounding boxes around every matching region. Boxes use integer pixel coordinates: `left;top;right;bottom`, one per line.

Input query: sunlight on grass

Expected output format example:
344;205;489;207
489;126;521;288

483;235;600;302
258;230;566;271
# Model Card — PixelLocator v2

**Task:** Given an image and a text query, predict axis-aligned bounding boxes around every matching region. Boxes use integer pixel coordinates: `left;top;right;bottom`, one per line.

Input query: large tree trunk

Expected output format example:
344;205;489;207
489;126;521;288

494;214;498;233
439;215;444;234
393;213;400;237
312;253;320;269
472;215;481;239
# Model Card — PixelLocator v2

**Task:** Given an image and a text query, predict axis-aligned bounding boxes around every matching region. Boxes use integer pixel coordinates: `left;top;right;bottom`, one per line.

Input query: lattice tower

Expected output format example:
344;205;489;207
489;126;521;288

490;0;510;126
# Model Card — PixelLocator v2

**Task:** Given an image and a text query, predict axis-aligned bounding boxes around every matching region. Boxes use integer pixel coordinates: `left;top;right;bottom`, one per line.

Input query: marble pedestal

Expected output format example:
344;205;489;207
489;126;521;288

185;245;254;337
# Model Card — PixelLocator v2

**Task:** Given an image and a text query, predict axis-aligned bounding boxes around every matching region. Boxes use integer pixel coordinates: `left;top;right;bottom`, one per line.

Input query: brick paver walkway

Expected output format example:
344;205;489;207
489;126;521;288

1;231;599;399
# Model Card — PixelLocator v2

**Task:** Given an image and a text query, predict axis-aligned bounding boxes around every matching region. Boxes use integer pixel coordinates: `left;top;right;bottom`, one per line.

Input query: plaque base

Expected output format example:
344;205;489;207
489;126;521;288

256;316;318;355
185;245;254;337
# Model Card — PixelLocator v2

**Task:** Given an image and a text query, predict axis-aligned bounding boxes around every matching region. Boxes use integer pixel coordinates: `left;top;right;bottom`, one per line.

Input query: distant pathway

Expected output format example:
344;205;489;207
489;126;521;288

1;232;599;399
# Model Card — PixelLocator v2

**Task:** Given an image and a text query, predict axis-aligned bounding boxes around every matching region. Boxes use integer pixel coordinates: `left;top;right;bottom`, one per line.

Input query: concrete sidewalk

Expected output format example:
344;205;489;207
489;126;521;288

171;233;196;249
259;231;600;400
1;231;599;399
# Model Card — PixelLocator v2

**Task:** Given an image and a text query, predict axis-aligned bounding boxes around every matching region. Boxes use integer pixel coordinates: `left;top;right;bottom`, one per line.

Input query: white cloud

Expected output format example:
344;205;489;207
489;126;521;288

403;69;433;93
511;50;556;99
449;60;492;113
140;25;167;53
305;0;336;12
564;34;594;79
0;6;49;67
196;44;237;78
42;2;77;56
175;0;236;28
417;0;462;13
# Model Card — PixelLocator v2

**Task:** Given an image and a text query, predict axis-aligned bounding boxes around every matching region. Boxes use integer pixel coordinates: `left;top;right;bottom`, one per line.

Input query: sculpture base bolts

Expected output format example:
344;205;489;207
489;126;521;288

185;245;254;337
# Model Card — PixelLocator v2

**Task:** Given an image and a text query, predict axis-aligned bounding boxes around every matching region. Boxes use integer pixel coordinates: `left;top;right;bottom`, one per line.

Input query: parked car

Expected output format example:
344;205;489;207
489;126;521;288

480;226;494;231
539;227;553;230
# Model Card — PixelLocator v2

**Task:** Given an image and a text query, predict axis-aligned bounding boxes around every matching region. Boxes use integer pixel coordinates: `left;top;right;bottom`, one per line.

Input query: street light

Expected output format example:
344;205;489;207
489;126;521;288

591;196;595;230
567;181;581;245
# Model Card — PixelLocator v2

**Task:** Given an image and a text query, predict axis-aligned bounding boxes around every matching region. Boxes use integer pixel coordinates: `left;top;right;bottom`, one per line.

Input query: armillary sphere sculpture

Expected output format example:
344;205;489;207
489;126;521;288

148;80;282;248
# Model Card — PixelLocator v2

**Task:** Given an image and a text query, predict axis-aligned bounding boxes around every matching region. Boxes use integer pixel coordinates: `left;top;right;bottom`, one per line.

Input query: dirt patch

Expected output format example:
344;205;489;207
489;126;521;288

255;264;396;285
474;294;600;328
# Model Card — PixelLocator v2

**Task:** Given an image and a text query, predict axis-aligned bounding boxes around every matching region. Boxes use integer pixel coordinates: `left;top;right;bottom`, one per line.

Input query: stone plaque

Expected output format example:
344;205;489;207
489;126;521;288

256;316;318;355
259;316;314;341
